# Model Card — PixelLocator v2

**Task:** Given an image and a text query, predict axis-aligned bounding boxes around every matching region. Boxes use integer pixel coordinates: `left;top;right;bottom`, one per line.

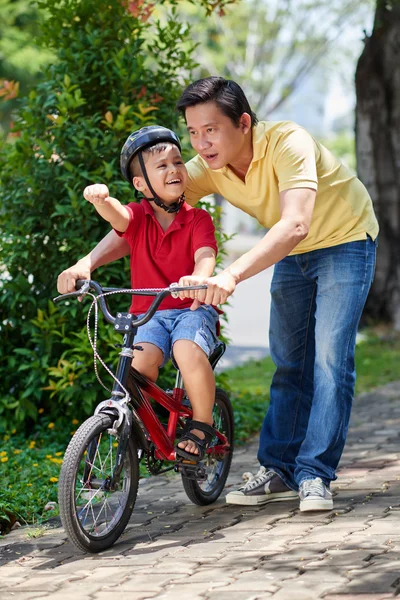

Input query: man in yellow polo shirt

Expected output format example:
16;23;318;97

58;76;378;512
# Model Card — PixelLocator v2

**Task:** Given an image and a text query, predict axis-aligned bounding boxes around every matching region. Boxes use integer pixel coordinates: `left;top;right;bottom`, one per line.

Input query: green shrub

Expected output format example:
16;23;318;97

0;416;73;533
0;0;229;432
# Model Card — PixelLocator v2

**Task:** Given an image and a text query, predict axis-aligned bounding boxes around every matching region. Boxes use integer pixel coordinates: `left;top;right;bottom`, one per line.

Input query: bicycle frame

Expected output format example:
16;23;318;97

101;330;229;462
54;280;229;468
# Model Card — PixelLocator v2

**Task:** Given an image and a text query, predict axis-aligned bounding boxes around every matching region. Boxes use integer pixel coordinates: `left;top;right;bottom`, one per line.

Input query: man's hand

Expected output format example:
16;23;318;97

83;184;110;206
57;261;91;294
177;271;237;308
203;271;236;305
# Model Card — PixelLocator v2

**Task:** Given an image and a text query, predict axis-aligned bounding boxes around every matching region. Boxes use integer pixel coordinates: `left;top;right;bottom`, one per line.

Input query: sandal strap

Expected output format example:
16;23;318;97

176;420;217;461
180;431;208;449
189;420;216;438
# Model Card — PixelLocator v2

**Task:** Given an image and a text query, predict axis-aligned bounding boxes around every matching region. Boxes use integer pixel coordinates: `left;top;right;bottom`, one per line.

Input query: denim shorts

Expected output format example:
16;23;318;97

134;305;220;367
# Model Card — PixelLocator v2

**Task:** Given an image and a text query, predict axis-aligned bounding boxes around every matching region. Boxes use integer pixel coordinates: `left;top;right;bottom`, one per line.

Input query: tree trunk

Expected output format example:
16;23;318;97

355;0;400;329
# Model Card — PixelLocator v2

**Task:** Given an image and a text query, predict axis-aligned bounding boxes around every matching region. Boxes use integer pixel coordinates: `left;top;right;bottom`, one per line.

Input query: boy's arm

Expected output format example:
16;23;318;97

57;230;130;293
84;183;130;232
57;231;130;294
57;182;131;294
178;246;216;310
181;246;217;281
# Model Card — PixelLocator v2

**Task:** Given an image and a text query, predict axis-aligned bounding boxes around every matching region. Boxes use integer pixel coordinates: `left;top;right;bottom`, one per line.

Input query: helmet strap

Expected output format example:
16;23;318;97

138;151;184;214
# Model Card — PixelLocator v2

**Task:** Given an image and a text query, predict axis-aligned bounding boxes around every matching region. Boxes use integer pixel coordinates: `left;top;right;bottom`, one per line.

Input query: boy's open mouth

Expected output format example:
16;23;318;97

166;178;182;185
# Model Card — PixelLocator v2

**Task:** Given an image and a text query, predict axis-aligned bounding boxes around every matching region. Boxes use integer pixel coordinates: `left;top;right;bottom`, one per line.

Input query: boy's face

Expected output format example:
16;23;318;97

185;101;251;170
133;145;188;202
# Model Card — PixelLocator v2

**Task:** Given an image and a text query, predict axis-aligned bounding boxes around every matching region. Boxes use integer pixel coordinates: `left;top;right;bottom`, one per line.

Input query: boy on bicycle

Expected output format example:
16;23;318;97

82;125;220;462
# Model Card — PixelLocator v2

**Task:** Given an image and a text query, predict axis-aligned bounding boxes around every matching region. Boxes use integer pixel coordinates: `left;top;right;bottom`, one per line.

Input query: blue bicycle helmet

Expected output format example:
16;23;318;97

120;125;181;184
120;125;183;213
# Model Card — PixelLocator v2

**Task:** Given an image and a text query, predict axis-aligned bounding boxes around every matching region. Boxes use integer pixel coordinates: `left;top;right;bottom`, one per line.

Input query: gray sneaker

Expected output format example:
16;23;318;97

299;477;333;511
225;466;298;506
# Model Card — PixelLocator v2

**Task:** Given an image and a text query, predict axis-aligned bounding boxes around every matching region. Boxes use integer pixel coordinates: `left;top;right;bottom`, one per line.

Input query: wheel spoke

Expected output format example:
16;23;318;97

74;427;130;537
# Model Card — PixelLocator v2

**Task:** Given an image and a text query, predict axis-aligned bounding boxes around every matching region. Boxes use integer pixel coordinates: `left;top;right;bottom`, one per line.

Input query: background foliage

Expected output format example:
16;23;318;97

0;0;55;136
167;0;373;117
0;0;230;432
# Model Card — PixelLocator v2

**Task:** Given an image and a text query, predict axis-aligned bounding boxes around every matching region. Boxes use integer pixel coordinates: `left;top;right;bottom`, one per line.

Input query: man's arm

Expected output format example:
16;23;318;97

201;187;316;306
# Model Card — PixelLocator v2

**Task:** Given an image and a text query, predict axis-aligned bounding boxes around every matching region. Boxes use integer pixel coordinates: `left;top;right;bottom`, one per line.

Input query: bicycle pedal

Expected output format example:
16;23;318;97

174;460;207;481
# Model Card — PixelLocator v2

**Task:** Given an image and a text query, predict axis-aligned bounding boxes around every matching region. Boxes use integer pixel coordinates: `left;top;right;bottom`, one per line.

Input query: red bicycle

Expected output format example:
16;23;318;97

55;280;234;553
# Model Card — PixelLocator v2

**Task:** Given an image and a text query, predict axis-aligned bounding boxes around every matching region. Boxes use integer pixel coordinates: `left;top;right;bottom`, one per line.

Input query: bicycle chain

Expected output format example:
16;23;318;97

144;445;165;475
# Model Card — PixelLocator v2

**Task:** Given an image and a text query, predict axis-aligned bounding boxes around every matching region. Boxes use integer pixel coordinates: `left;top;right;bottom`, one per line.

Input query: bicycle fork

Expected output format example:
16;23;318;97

92;340;139;491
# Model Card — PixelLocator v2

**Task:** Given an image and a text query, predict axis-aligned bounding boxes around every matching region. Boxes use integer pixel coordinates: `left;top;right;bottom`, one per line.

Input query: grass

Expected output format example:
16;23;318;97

1;328;399;535
25;524;50;540
353;329;400;394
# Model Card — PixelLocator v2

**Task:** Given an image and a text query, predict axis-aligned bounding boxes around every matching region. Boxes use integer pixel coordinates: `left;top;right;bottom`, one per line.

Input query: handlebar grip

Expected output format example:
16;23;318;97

76;279;88;290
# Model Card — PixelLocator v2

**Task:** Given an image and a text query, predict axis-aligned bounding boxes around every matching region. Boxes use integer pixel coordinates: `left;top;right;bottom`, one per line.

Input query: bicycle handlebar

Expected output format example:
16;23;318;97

53;279;208;328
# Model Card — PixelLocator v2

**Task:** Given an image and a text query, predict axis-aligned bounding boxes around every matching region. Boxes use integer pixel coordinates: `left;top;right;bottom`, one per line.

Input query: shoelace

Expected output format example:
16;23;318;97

240;466;274;491
301;477;325;497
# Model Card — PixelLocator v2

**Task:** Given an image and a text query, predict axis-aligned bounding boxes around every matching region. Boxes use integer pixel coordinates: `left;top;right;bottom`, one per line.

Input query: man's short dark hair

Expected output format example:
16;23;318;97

176;76;258;127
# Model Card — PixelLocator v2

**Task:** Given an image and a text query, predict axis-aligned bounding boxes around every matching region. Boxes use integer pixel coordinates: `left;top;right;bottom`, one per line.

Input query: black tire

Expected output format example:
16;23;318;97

58;413;139;553
181;388;234;505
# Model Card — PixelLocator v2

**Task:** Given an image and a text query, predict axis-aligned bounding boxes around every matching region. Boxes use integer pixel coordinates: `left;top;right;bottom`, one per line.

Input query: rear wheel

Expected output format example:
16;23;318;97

181;388;234;505
58;413;139;553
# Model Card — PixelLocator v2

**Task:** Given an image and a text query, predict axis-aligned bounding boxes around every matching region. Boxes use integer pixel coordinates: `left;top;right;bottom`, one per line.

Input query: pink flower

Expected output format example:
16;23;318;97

0;80;19;101
124;0;155;22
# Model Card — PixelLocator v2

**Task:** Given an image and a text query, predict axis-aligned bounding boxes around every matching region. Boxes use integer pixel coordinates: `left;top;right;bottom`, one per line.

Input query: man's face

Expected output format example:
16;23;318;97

185;101;248;169
134;145;188;202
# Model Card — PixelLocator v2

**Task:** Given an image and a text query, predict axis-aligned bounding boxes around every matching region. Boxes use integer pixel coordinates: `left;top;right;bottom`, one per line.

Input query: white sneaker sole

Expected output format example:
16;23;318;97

300;498;333;512
226;490;298;506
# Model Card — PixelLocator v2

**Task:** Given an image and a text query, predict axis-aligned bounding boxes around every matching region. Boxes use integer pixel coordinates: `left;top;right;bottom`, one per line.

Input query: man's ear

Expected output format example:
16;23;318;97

240;112;252;134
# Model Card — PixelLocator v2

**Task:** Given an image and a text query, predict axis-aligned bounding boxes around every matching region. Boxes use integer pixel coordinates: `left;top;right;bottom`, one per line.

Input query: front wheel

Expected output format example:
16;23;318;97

181;388;234;505
58;413;139;553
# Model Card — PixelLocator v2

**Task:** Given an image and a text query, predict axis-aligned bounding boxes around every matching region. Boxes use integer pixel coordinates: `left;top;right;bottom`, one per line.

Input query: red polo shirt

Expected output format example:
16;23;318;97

116;200;218;314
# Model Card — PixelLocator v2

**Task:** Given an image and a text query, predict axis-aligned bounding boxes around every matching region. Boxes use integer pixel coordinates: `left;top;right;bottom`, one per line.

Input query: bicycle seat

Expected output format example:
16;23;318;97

208;341;226;370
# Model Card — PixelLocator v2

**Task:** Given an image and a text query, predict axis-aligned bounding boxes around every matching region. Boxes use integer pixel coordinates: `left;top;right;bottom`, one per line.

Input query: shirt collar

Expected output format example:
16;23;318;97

251;122;269;163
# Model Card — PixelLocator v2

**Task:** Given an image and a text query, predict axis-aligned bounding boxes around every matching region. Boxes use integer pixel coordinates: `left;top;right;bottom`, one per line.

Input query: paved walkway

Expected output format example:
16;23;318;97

2;381;400;600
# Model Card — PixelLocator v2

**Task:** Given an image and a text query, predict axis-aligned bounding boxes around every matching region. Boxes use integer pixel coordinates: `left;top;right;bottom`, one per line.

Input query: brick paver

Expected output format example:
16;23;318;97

1;381;400;599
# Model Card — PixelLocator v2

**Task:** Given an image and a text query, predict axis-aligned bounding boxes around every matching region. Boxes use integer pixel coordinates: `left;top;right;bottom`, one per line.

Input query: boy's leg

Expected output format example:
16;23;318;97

173;340;215;455
171;306;219;456
131;342;164;381
132;312;171;380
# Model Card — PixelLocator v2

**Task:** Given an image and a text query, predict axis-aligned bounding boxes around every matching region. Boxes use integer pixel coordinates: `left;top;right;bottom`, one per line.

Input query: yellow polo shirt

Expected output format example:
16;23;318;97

184;121;379;254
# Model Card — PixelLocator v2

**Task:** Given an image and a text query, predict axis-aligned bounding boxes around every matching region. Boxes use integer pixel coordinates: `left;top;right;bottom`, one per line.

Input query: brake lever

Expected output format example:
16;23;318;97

169;282;180;299
53;281;91;303
169;282;208;299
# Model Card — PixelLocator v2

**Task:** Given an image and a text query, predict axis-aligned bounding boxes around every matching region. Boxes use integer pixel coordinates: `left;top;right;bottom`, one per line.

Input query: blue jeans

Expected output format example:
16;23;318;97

257;237;377;489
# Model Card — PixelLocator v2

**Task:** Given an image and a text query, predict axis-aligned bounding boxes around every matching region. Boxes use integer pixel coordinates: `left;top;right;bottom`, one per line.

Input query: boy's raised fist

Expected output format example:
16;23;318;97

83;183;109;205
